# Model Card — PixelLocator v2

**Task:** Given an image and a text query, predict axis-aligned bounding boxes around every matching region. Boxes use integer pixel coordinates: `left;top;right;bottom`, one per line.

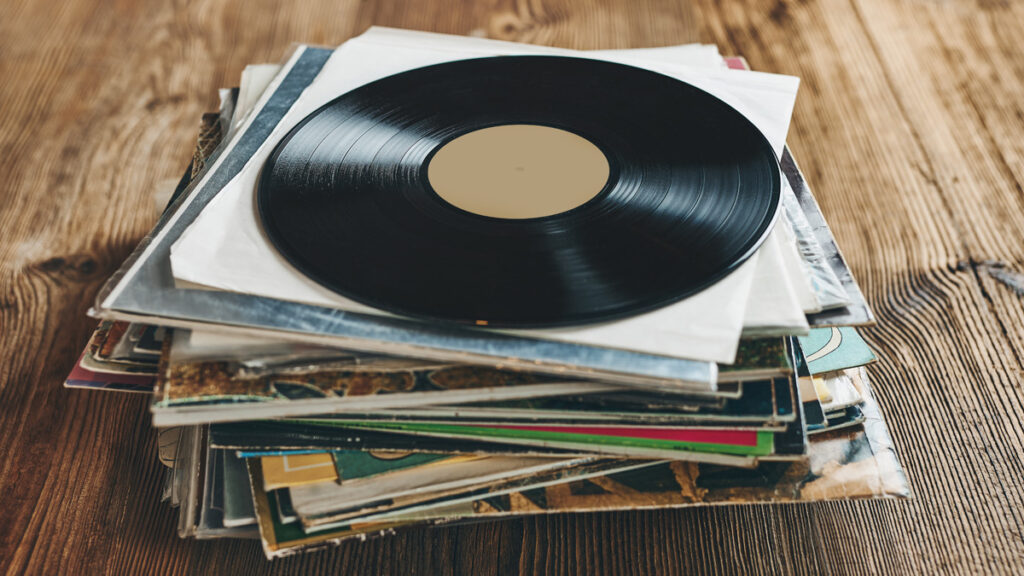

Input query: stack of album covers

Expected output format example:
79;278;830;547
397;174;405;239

67;28;910;559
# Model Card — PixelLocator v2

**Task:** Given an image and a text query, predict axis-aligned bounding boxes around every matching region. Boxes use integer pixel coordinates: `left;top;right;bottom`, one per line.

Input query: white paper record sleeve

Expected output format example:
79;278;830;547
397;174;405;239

167;28;802;364
93;30;808;390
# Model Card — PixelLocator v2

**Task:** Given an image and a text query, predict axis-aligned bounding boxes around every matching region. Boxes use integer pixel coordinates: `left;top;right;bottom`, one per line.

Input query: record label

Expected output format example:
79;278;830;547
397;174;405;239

427;124;611;219
258;56;781;328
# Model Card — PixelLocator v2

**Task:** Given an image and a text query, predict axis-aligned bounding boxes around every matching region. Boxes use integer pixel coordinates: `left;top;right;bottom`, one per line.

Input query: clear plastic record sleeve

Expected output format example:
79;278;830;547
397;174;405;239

784;149;875;327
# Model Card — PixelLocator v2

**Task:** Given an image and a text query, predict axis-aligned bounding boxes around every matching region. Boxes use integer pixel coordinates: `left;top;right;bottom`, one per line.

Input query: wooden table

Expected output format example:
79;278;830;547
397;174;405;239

3;0;1024;573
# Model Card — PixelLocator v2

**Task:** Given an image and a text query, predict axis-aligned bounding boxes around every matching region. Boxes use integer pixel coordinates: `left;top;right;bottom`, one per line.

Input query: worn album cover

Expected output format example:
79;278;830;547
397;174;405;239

261;452;339;490
196;446;260;540
151;337;787;427
798;326;877;374
152;352;623;427
64;353;155;393
376;375;791;426
78;320;159;374
212;420;594;457
206;374;799;467
221;450;258;528
248;456;661;557
242;367;906;558
296;458;657;532
289;455;588;525
817;369;864;413
718;337;792;380
333;450;453;482
279;418;783;466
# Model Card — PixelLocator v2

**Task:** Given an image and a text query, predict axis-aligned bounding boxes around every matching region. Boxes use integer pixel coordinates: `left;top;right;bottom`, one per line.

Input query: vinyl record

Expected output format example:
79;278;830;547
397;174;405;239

257;56;781;328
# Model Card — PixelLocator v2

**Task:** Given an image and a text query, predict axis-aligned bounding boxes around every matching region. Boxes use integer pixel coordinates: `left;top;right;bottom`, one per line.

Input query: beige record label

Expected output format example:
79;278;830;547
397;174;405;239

427;124;610;219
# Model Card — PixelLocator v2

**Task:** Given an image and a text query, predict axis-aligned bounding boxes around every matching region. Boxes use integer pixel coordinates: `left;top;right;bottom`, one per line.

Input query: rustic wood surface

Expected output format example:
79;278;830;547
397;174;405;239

2;0;1024;573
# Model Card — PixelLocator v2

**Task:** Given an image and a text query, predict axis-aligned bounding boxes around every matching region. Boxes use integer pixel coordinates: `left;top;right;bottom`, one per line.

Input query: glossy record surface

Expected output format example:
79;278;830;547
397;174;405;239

257;56;780;327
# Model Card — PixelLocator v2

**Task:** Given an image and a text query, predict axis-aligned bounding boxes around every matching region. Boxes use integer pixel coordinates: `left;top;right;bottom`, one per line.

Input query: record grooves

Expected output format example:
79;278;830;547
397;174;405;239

257;55;781;328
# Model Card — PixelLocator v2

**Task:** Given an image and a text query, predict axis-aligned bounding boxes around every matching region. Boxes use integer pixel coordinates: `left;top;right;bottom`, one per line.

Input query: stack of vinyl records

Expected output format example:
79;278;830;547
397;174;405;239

68;27;910;559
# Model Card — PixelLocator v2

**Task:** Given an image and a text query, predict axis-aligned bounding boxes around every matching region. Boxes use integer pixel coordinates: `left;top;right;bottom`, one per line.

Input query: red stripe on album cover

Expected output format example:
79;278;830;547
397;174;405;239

66;353;157;386
477;424;760;446
724;57;746;70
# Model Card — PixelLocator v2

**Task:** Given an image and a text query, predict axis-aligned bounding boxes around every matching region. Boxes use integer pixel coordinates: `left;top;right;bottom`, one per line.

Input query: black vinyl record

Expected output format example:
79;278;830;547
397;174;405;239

257;56;781;328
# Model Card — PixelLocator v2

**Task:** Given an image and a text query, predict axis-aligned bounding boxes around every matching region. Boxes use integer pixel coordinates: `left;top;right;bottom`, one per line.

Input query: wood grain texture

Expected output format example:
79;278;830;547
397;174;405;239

2;0;1023;573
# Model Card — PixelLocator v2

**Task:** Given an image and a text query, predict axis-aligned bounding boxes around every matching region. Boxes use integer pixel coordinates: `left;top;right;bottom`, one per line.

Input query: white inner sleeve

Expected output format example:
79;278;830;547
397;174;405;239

169;28;800;364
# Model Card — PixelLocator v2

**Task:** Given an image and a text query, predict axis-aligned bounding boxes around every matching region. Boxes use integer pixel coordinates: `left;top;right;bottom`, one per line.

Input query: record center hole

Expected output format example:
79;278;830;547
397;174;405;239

427;124;610;219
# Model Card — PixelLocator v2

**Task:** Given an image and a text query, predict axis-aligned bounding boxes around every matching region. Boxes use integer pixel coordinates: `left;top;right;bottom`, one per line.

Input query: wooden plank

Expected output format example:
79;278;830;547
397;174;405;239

3;0;1024;573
